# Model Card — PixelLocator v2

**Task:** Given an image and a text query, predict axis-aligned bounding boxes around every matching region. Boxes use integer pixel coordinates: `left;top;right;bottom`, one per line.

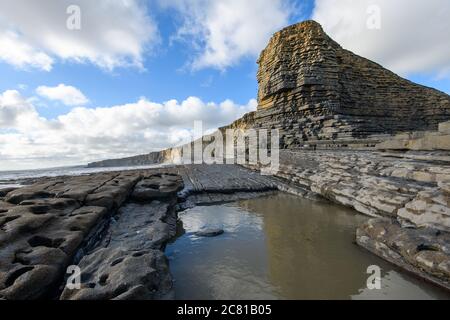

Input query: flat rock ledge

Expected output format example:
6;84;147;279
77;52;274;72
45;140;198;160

357;219;450;291
0;165;277;300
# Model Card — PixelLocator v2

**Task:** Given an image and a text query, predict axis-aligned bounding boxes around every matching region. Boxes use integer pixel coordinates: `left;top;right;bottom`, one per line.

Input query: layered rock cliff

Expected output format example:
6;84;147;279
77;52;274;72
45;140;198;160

88;20;450;168
227;20;450;148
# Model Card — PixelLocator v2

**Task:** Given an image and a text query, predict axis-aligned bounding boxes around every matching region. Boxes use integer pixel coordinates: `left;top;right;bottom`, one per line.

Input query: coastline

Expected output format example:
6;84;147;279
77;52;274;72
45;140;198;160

1;158;449;299
1;19;450;300
0;165;281;299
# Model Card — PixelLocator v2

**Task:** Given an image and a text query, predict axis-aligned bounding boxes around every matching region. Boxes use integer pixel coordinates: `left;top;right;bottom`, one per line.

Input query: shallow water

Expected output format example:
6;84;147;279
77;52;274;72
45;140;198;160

166;193;450;300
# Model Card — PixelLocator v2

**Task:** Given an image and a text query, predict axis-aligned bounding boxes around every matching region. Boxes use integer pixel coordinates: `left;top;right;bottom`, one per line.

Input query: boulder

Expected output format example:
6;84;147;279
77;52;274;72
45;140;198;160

194;228;224;237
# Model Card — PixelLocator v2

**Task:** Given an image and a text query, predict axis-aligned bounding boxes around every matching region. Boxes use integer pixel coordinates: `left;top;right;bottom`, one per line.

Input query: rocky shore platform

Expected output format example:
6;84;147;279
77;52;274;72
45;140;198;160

0;165;281;300
1;155;450;299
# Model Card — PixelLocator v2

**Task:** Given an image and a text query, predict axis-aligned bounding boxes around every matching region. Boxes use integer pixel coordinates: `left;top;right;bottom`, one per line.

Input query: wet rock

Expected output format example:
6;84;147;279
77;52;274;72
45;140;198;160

61;200;178;300
5;182;57;205
0;265;60;300
0;172;145;300
84;173;141;211
0;200;13;213
102;201;175;250
194;228;224;237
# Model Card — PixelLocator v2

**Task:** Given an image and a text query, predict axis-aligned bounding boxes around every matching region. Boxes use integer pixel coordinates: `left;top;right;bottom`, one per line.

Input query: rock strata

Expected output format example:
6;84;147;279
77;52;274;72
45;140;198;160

357;219;450;290
249;20;450;147
377;120;450;151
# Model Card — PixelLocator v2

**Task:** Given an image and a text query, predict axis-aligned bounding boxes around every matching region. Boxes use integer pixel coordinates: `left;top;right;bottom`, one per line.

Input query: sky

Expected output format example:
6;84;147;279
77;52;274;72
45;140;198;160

0;0;449;171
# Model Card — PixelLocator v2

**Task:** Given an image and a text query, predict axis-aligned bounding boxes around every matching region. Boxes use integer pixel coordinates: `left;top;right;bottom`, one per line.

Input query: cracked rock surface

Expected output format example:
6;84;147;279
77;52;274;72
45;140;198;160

0;171;144;300
357;219;450;290
0;166;278;300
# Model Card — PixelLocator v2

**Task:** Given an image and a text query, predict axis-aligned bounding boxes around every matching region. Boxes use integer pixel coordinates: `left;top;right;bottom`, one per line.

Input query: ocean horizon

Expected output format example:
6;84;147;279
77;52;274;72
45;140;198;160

0;163;167;184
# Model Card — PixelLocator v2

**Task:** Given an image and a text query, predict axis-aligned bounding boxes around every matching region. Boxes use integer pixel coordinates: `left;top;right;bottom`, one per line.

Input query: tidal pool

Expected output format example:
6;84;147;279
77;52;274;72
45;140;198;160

166;193;450;300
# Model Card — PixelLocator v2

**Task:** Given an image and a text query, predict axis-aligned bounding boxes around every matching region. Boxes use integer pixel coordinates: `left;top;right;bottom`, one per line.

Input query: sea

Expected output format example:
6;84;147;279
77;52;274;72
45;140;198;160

0;164;168;189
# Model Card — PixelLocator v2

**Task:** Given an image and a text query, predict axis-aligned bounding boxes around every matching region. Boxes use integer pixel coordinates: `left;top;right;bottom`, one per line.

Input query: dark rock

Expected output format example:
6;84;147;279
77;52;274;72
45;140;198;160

61;200;178;300
0;188;18;198
0;265;60;300
0;172;144;300
194;228;224;237
60;248;172;300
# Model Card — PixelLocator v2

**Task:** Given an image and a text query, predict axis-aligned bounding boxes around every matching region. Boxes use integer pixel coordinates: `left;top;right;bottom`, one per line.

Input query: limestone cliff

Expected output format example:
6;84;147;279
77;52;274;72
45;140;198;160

88;20;450;165
227;20;450;148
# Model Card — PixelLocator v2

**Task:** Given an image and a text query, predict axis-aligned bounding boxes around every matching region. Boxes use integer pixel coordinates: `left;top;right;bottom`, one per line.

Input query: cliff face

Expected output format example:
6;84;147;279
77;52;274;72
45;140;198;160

88;151;167;168
228;20;450;147
88;20;450;168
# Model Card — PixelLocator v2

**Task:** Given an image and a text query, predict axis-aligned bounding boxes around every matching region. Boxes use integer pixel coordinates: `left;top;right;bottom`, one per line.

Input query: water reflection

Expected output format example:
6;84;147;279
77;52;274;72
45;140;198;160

166;193;450;300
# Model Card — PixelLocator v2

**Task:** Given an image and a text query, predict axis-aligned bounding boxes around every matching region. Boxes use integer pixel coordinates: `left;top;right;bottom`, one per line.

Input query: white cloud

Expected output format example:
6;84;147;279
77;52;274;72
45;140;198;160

36;84;89;106
0;0;158;71
312;0;450;77
161;0;291;70
0;90;43;130
0;31;54;71
0;90;256;170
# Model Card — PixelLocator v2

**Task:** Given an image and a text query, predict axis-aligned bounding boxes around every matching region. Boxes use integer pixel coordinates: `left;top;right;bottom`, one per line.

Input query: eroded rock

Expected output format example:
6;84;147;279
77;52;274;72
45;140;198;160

60;248;171;300
0;172;144;300
131;173;183;202
356;219;450;290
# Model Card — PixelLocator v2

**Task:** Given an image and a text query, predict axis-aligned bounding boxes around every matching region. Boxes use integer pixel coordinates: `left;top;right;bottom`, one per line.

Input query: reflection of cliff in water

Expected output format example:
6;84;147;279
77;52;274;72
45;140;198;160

167;193;450;300
240;194;370;299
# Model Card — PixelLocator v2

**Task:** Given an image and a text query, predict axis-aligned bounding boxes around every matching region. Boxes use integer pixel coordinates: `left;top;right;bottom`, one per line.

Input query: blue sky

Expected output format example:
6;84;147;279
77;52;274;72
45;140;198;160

0;0;449;170
0;0;313;120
